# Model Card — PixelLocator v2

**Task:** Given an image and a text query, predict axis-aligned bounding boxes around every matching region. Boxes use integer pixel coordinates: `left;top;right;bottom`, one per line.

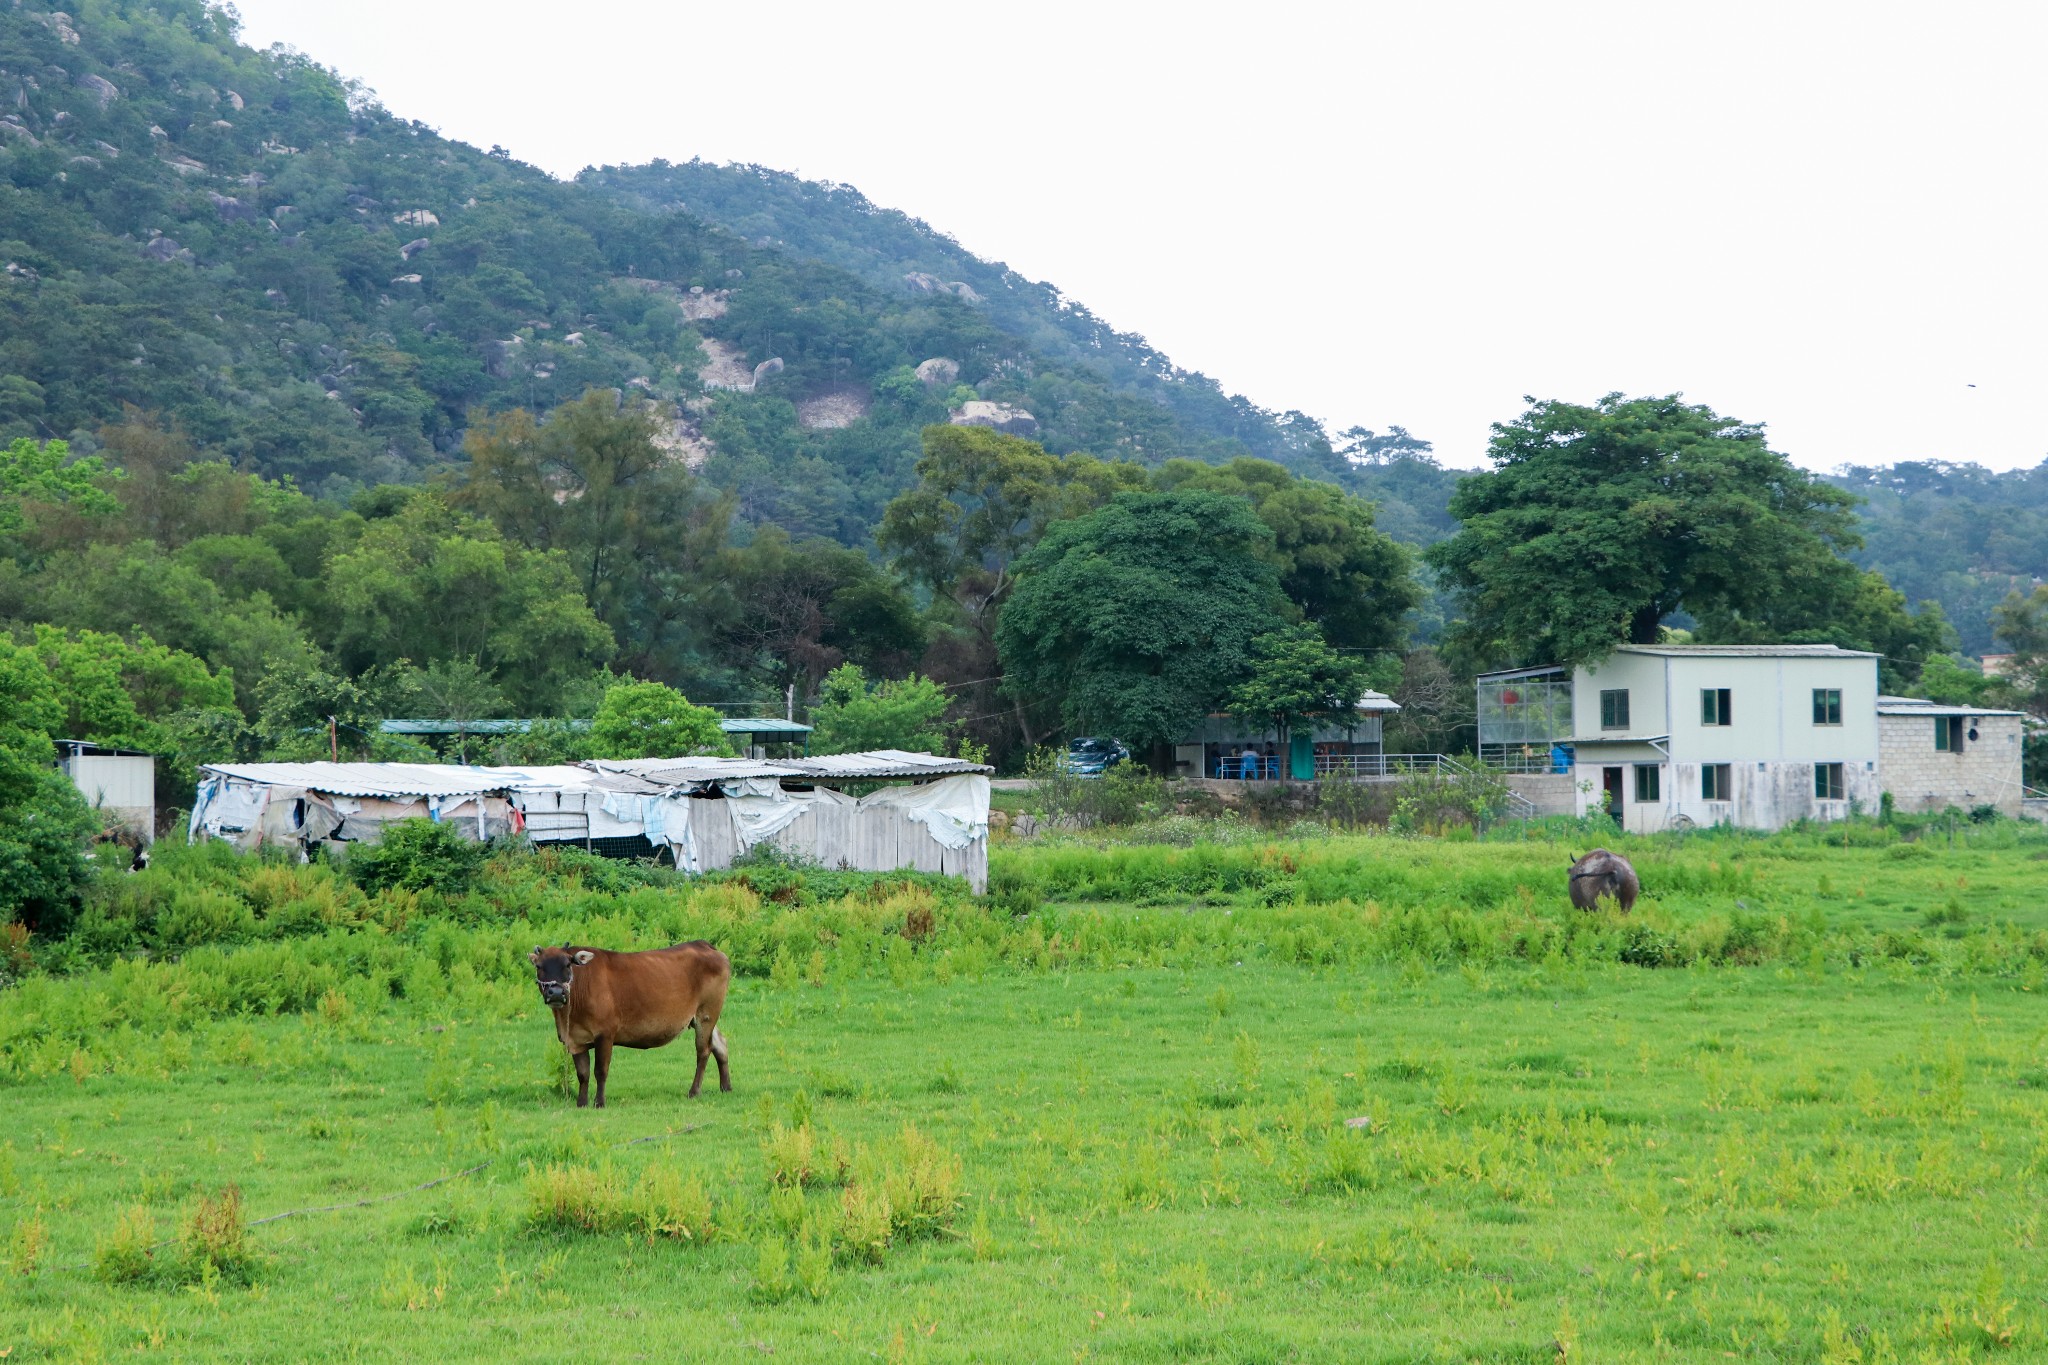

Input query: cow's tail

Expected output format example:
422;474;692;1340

710;1027;728;1062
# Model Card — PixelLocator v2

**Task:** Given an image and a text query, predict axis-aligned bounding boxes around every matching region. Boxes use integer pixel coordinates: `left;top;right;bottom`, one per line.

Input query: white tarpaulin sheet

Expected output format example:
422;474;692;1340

725;778;854;845
855;775;989;850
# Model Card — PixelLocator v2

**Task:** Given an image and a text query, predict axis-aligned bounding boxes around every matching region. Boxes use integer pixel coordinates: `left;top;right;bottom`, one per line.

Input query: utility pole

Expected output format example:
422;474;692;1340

786;683;795;722
328;715;339;763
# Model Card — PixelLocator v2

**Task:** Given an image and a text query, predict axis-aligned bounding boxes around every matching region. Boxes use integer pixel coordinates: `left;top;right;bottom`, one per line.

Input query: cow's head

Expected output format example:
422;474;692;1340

530;944;594;1007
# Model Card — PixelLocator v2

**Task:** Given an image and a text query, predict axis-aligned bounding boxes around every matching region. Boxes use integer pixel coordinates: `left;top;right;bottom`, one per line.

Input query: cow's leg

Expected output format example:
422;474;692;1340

593;1036;613;1109
689;1024;711;1098
711;1027;731;1093
573;1048;591;1108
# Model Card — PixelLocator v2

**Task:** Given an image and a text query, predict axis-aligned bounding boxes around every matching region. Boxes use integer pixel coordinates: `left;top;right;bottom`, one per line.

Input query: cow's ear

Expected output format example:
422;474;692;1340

572;950;596;965
529;946;543;965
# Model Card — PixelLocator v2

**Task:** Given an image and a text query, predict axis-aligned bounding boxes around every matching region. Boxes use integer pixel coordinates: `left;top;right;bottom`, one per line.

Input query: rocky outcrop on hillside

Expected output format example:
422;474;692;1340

949;400;1036;436
915;357;959;388
798;389;870;430
903;272;983;303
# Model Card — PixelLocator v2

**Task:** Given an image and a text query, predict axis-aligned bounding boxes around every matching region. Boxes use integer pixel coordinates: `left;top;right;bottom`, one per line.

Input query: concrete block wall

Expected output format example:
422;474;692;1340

1878;715;2025;816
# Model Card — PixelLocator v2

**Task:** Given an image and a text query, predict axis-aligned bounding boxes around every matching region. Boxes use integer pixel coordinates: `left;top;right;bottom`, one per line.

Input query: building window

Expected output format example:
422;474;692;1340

1812;689;1842;726
1814;762;1845;801
1934;716;1963;752
1599;689;1630;730
1700;688;1731;726
1633;764;1660;802
1702;764;1730;801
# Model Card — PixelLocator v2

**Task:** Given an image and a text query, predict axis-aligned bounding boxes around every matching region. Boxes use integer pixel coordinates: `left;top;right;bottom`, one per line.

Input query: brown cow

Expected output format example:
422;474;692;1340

1567;848;1640;912
529;941;732;1108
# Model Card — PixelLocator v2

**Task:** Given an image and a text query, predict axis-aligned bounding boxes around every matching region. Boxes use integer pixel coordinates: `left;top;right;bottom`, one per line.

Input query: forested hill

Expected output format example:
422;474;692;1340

586;161;1357;480
0;0;1408;543
1827;460;2048;655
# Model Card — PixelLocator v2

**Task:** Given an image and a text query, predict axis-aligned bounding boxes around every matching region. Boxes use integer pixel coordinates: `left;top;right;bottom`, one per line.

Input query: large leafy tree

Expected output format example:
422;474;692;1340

996;490;1283;755
1153;457;1418;651
324;492;613;710
0;438;121;548
1428;394;1869;667
723;529;924;700
589;680;731;759
807;664;952;755
1225;624;1369;753
878;425;1146;616
0;638;97;934
878;426;1145;755
456;392;738;683
1692;566;1952;692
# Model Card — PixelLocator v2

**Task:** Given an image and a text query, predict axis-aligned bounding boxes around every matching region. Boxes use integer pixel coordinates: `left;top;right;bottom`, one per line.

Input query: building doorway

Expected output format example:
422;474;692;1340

1601;766;1624;824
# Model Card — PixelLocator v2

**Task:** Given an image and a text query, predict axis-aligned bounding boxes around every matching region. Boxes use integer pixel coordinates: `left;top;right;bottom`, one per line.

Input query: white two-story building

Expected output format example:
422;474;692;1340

1563;644;1882;831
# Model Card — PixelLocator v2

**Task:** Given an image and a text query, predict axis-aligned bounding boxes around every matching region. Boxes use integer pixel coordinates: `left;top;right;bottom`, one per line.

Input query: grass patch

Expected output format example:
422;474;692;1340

1;824;2045;1357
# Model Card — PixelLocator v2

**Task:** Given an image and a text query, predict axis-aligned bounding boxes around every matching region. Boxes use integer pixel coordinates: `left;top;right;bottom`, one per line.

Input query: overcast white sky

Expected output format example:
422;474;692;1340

230;0;2048;473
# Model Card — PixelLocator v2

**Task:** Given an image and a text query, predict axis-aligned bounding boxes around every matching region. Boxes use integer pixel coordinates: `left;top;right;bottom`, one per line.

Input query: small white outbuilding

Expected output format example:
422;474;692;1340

57;740;156;844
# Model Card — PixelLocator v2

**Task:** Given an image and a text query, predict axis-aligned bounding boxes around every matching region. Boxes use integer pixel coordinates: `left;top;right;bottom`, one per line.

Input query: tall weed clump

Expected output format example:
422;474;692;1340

345;820;493;895
523;1161;722;1245
1023;749;1171;828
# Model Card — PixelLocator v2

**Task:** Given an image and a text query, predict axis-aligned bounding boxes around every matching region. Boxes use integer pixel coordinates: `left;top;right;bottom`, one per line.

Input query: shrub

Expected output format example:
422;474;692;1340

765;1122;848;1189
180;1186;255;1283
523;1163;628;1234
346;820;492;896
837;1183;893;1265
1617;924;1691;969
751;1236;795;1303
631;1166;717;1243
1024;750;1170;828
876;1125;962;1241
7;1207;47;1277
985;863;1043;916
92;1203;159;1284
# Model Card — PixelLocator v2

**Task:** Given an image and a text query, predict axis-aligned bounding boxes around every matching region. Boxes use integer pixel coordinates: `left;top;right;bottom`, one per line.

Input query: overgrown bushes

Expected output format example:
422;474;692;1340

346;820;494;896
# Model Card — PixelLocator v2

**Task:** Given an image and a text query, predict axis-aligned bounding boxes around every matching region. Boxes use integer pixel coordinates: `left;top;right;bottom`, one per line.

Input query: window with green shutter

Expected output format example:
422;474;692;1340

1600;689;1629;730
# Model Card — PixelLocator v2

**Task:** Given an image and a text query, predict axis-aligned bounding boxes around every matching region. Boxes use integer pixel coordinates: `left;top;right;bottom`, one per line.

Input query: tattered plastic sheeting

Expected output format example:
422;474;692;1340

189;774;264;847
662;775;989;891
858;775;989;850
725;777;853;845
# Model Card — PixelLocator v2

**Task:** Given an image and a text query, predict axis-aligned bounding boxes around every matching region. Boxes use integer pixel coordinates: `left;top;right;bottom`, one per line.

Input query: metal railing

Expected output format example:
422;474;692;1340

1299;752;1539;822
1311;752;1459;778
1478;743;1573;775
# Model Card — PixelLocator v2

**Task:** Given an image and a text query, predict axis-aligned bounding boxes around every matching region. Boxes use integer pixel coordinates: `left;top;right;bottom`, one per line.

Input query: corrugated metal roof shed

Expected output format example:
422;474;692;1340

721;718;813;735
787;750;994;780
1613;644;1880;659
379;719;593;736
585;756;809;785
1875;697;2026;718
199;762;515;798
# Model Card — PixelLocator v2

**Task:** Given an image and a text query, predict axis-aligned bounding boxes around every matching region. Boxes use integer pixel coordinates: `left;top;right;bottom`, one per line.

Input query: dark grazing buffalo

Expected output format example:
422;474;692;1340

529;941;732;1108
1567;848;1640;912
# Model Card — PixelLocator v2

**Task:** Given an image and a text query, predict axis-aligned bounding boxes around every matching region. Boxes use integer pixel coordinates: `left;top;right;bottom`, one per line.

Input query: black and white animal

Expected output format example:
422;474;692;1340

1566;848;1639;912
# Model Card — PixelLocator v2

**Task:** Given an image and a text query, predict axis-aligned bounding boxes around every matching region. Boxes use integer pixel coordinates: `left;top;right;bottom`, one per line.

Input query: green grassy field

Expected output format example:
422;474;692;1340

3;824;2045;1362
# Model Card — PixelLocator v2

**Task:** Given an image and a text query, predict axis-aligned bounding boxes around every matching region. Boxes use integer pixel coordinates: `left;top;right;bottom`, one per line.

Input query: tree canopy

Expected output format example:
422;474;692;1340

1225;624;1369;751
807;664;953;755
995;490;1283;753
588;680;730;760
1154;457;1417;652
1429;395;1871;668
